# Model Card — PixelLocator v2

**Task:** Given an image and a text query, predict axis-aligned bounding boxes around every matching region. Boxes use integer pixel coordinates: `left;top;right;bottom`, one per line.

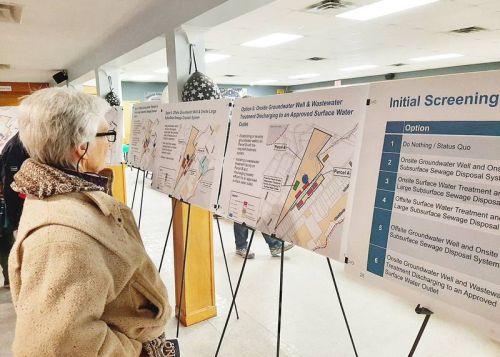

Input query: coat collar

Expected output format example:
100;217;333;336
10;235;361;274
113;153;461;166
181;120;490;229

12;159;108;199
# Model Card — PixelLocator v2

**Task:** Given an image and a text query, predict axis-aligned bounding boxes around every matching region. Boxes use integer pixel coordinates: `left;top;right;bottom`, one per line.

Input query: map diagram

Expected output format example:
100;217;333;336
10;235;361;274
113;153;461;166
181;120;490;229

0;107;19;151
129;102;160;171
132;117;159;171
151;100;230;209
104;107;123;165
155;122;222;208
254;123;358;257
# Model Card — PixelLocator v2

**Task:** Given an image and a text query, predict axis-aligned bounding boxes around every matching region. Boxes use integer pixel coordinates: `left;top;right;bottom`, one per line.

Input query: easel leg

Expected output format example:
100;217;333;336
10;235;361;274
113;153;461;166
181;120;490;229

276;240;285;357
408;305;433;357
215;228;255;357
215;216;239;319
131;168;140;209
327;258;358;357
138;170;146;229
158;199;178;273
176;203;192;338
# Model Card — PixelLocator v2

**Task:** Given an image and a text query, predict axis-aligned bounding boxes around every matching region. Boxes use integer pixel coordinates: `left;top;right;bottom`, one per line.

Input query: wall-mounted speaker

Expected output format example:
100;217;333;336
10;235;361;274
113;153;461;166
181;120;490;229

53;70;68;84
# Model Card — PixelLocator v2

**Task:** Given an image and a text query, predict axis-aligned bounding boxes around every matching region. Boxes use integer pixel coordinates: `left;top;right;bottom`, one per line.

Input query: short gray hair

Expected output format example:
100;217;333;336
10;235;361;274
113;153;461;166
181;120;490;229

18;87;110;169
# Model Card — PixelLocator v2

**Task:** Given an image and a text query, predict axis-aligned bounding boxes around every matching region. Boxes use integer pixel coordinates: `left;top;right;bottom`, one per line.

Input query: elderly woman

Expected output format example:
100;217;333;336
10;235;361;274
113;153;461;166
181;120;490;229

8;88;171;356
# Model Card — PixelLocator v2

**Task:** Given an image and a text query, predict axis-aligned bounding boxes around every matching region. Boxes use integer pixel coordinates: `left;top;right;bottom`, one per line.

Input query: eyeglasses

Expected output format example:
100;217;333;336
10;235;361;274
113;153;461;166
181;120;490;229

96;130;117;143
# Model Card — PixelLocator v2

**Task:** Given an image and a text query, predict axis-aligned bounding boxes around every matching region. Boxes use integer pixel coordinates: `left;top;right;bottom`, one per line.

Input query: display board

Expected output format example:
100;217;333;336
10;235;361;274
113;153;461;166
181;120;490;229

345;71;500;340
217;86;369;261
0;106;19;151
152;99;231;210
104;106;124;165
128;101;160;171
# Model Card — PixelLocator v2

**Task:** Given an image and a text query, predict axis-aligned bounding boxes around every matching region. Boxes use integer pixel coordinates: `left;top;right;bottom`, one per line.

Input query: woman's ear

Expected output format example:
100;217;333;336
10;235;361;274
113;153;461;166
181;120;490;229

72;143;89;162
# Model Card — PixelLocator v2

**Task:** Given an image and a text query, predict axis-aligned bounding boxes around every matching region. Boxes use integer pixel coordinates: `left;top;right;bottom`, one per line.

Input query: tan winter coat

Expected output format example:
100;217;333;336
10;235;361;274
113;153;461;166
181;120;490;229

8;160;171;356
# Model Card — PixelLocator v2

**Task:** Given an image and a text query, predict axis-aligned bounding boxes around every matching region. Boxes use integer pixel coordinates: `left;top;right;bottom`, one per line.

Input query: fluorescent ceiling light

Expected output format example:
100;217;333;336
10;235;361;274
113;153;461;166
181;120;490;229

340;65;379;72
410;53;464;62
154;67;169;74
205;53;231;63
289;73;320;80
337;0;439;21
241;33;303;48
129;75;155;81
250;79;278;86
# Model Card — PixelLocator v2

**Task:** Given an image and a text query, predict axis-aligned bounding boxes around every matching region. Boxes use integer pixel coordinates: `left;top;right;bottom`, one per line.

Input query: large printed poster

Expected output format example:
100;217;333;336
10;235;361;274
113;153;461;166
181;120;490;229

218;87;369;261
129;102;160;171
344;71;500;340
152;99;231;210
0;106;19;151
104;106;124;165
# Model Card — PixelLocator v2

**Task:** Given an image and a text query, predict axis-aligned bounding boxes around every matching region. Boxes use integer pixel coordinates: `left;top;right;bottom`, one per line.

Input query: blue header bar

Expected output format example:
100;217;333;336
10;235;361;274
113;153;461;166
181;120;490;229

385;121;500;136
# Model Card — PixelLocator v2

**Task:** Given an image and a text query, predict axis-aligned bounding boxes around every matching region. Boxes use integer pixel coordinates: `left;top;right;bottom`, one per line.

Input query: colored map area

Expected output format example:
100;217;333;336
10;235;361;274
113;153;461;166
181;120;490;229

173;124;220;204
135;117;159;171
175;126;199;185
256;123;358;257
0;106;19;151
277;128;331;225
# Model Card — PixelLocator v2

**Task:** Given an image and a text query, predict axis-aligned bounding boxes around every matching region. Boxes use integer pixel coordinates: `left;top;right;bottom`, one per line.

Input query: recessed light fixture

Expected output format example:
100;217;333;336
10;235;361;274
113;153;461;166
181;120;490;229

241;33;303;48
450;26;486;34
154;67;169;74
289;73;320;80
129;75;155;81
205;53;231;63
340;64;379;72
307;57;326;61
250;79;278;86
337;0;439;21
410;53;463;62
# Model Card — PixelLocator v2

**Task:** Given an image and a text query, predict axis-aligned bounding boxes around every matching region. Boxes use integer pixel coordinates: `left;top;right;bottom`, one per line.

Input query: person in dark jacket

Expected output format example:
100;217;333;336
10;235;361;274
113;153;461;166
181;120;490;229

0;132;29;287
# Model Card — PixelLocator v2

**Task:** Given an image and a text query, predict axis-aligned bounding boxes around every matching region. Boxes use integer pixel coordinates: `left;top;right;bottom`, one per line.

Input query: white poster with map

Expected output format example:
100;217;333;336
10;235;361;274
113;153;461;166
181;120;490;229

152;99;231;210
129;102;160;171
0;106;19;151
344;72;500;340
217;86;369;261
104;106;124;165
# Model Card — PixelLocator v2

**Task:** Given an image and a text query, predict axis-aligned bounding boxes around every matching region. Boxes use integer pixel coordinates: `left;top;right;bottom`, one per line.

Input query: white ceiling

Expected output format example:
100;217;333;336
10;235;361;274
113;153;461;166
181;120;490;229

119;49;167;82
2;0;500;86
0;0;157;82
114;0;500;86
202;0;500;85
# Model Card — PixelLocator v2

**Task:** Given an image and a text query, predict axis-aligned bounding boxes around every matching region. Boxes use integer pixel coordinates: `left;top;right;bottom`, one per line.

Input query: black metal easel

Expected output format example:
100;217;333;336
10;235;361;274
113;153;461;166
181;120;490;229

327;258;358;357
215;231;288;357
276;239;285;357
130;167;140;209
158;197;178;273
157;200;240;337
130;167;147;229
214;240;359;357
215;226;256;356
215;215;240;319
408;304;433;357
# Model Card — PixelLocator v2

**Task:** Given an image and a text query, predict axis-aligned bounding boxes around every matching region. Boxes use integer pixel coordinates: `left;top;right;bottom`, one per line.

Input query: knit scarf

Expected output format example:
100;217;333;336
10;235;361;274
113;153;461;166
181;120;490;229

12;159;107;199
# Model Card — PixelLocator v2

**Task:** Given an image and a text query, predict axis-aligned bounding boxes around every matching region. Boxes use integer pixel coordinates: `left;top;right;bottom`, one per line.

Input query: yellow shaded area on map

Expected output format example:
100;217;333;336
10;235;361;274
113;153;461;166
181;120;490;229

277;128;331;225
293;193;348;249
176;127;199;184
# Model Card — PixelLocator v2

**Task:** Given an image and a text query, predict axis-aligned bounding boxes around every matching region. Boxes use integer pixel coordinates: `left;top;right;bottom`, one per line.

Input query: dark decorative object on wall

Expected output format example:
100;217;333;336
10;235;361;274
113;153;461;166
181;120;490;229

182;45;221;102
104;76;121;106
